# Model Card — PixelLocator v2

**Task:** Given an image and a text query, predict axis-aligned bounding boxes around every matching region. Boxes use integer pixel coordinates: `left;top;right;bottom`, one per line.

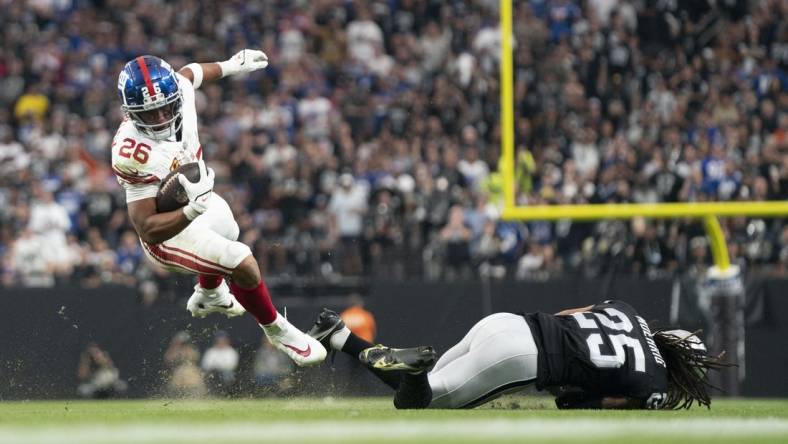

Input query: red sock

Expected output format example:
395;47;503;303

229;280;278;325
198;274;224;290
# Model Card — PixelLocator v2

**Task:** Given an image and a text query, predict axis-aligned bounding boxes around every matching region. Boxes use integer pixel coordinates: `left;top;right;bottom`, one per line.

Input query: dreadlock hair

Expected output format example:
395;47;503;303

652;329;734;410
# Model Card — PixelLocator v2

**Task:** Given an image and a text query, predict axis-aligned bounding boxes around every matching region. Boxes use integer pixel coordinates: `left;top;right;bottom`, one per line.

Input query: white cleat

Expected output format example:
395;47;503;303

186;281;246;318
262;313;327;367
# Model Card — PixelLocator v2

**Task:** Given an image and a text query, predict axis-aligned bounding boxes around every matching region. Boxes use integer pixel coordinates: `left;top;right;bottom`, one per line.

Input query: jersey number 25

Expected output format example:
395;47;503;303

572;308;646;372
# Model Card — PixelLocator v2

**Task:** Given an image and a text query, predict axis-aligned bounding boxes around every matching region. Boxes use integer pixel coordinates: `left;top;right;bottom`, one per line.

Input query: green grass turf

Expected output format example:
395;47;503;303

0;397;786;444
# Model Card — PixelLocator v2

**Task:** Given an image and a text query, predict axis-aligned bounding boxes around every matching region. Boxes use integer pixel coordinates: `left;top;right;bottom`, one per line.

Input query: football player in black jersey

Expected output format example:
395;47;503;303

307;300;730;409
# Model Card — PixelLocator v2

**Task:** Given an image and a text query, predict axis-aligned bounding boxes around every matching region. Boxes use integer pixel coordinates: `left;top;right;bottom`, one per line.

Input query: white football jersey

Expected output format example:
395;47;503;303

111;72;201;203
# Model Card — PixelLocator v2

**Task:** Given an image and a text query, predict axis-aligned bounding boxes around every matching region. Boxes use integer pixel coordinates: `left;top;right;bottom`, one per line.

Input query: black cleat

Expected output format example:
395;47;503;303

306;308;346;351
359;345;436;374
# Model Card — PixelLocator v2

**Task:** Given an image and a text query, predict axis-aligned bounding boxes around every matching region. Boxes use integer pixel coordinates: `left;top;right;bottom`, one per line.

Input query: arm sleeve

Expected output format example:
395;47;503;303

183;63;204;89
175;72;201;154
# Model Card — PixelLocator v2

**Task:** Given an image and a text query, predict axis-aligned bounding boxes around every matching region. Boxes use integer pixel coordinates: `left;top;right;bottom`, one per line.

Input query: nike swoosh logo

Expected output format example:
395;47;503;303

283;343;311;357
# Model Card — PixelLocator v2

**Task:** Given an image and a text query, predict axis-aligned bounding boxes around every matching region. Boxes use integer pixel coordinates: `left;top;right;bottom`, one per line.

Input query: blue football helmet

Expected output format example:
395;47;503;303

118;55;182;140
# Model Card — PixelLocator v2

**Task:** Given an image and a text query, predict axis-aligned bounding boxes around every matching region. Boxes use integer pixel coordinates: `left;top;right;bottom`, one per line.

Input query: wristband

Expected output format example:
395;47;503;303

182;203;202;221
217;60;235;78
184;63;204;89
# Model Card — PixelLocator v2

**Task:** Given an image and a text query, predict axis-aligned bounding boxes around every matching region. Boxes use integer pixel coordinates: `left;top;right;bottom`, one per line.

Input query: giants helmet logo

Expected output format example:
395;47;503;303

117;70;130;90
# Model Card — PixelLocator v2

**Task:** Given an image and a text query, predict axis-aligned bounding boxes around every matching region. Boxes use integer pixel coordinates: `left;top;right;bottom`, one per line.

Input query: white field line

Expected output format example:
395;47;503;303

0;418;787;444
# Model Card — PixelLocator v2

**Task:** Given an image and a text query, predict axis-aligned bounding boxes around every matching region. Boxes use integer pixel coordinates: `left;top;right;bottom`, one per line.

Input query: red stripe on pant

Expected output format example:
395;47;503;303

144;243;226;276
158;243;232;273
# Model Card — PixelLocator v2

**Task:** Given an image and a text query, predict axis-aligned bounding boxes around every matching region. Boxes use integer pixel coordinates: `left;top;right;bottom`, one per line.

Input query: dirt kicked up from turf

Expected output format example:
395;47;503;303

0;397;786;444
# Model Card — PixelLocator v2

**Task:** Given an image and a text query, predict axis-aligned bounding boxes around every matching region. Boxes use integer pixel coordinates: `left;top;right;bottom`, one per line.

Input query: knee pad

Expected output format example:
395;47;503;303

222;241;252;270
226;220;240;242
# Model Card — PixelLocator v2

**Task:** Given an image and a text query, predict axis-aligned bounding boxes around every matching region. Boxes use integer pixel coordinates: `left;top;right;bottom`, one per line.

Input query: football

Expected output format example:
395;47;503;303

155;162;201;213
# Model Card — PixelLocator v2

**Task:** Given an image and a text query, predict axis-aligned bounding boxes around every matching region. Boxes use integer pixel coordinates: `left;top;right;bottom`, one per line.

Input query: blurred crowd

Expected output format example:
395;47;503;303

77;298;377;398
1;0;787;292
161;330;294;398
77;331;294;398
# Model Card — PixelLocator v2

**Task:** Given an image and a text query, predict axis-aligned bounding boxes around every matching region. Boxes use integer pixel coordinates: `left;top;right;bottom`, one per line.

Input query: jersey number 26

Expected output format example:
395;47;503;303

118;138;151;164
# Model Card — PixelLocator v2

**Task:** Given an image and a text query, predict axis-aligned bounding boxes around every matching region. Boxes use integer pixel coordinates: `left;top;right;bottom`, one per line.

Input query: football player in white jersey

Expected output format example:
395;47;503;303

112;51;325;366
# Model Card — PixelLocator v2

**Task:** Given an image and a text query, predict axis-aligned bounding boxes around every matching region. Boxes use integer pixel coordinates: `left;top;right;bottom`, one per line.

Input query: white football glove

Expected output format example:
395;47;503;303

218;49;269;77
178;160;215;221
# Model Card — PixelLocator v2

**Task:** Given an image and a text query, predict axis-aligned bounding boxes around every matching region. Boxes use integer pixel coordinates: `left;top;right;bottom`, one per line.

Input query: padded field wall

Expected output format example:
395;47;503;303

0;279;785;399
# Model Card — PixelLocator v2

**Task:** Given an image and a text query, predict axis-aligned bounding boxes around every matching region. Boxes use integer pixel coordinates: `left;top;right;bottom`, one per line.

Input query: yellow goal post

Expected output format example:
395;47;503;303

497;0;788;272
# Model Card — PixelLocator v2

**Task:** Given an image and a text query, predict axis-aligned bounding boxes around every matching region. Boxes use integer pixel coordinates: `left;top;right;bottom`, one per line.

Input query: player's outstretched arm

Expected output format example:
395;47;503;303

179;49;269;89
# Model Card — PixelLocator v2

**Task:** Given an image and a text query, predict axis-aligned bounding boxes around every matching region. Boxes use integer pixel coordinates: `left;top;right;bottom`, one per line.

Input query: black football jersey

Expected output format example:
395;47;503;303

524;300;668;409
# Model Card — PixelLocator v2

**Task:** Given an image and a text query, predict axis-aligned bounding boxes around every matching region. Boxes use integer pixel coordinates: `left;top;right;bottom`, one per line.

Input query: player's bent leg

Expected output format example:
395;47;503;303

426;313;538;409
429;311;509;374
429;316;487;374
395;373;433;409
190;194;240;241
229;255;327;367
140;225;248;318
382;313;534;409
229;255;263;289
141;221;249;276
307;309;537;409
189;194;252;309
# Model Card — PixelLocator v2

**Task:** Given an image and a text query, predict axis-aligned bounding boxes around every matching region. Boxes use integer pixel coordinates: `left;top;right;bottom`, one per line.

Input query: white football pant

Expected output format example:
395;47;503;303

141;194;251;276
427;312;539;408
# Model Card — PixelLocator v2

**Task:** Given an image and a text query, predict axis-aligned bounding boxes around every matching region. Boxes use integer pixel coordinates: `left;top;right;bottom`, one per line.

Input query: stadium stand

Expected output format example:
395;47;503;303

0;0;786;293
